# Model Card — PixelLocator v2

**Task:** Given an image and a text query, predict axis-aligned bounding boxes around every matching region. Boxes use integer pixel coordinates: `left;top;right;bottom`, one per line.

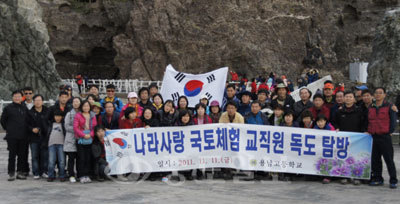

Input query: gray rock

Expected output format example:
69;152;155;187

368;8;400;97
0;0;60;100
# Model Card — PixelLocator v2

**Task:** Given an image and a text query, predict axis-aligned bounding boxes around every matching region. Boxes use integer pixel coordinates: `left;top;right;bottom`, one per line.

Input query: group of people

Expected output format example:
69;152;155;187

0;76;398;189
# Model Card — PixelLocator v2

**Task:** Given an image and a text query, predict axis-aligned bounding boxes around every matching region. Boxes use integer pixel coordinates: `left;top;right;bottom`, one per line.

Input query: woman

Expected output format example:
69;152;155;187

209;100;221;123
86;94;97;105
152;93;164;111
120;92;143;119
158;100;178;126
73;100;97;184
64;97;82;183
91;102;103;126
175;109;194;126
176;96;193;116
141;107;160;128
193;103;212;125
119;107;143;129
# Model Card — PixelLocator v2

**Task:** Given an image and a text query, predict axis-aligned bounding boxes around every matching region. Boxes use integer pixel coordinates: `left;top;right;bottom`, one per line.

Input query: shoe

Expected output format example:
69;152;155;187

41;173;49;179
60;178;66;182
390;183;397;189
322;178;331;184
16;173;27;180
86;177;92;183
47;178;55;182
353;179;361;185
80;177;87;184
33;175;40;180
369;180;384;186
8;174;16;181
69;176;76;183
340;179;348;185
117;175;128;182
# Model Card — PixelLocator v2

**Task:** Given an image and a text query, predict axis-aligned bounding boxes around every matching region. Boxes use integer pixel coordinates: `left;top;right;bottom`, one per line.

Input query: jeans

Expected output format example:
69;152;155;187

48;144;65;179
30;143;48;176
7;138;29;175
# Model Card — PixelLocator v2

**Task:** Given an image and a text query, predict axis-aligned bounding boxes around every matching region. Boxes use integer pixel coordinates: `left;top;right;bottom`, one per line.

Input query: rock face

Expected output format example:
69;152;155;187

38;0;134;79
38;0;399;81
0;0;60;100
368;8;400;96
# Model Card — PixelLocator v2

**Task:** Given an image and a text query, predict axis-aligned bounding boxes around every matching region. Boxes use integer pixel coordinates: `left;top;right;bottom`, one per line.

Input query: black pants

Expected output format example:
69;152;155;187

7;138;29;175
371;134;398;184
65;152;77;177
77;144;92;178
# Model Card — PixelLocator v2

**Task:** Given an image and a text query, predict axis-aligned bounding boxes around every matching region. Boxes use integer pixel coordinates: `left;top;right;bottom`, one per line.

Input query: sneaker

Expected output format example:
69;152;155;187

16;173;27;180
41;173;49;179
117;175;129;182
322;178;331;184
8;174;16;181
369;180;384;186
33;175;40;180
340;179;348;185
86;177;92;183
80;177;87;184
390;183;397;189
353;179;361;185
69;176;76;183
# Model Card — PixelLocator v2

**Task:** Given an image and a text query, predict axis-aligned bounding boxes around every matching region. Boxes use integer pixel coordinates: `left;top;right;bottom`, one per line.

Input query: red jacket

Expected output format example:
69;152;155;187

308;105;330;121
193;115;213;125
119;118;143;129
251;82;257;93
258;83;269;91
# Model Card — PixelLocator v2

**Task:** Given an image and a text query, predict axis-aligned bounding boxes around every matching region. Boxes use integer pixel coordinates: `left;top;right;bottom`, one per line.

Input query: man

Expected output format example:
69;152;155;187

293;88;313;121
308;93;330;120
245;101;269;125
138;87;152;109
257;89;272;115
219;101;244;124
1;90;29;181
270;83;295;112
330;91;344;126
22;87;34;110
238;91;252;116
48;91;71;122
361;89;373;115
323;81;335;109
222;84;240;111
368;87;397;189
101;102;120;130
355;85;368;106
148;83;159;101
100;84;124;113
88;84;100;102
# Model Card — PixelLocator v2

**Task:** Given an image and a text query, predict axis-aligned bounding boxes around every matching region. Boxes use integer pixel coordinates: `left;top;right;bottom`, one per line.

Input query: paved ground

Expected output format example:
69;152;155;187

0;133;399;204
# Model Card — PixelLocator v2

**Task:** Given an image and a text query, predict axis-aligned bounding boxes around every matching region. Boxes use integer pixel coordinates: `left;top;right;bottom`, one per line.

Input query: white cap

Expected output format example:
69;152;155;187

127;92;138;98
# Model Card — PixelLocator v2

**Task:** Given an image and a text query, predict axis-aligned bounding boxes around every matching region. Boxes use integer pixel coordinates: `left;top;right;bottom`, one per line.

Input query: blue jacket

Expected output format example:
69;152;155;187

100;97;124;114
245;112;269;125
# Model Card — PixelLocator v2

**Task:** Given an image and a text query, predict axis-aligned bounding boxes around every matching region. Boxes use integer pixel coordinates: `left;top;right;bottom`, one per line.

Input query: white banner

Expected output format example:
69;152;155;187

160;64;228;107
105;124;372;179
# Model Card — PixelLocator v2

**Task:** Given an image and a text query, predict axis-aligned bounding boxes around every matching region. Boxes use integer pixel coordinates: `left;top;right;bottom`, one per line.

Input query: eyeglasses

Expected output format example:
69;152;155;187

107;90;115;93
24;92;33;95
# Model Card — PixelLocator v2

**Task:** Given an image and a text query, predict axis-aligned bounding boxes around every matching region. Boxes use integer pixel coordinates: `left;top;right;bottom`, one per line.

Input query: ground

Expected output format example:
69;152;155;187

0;133;399;204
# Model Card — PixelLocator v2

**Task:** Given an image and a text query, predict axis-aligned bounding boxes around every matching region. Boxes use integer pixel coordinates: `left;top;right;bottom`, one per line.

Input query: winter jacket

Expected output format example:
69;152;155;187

245;112;270;125
101;112;120;130
63;109;79;152
73;112;97;139
334;105;367;132
1;102;29;140
26;106;50;144
219;112;244;124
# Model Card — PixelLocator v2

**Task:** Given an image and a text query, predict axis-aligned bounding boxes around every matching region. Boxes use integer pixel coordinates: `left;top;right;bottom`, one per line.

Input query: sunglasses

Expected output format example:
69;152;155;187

24;92;33;95
107;90;115;93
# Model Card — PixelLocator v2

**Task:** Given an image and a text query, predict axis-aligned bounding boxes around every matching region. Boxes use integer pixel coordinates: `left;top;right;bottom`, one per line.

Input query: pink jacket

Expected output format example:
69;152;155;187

73;112;97;139
119;103;144;119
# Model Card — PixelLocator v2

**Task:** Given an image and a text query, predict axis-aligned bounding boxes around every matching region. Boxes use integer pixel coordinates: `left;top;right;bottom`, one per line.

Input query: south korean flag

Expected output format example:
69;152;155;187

160;64;228;108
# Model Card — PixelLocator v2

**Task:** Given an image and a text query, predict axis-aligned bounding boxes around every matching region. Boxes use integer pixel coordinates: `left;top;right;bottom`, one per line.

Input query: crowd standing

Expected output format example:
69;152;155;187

0;72;398;189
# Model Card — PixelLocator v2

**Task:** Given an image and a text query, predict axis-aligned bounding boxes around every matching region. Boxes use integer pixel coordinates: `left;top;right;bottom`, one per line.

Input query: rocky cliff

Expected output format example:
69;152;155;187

0;0;60;100
368;7;400;96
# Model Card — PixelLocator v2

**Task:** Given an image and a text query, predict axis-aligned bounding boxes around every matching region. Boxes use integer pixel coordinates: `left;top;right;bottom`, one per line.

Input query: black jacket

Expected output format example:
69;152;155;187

101;112;120;130
26;106;50;143
158;110;178;126
1;102;29;140
334;105;367;132
47;101;72;123
142;118;160;127
271;95;295;112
